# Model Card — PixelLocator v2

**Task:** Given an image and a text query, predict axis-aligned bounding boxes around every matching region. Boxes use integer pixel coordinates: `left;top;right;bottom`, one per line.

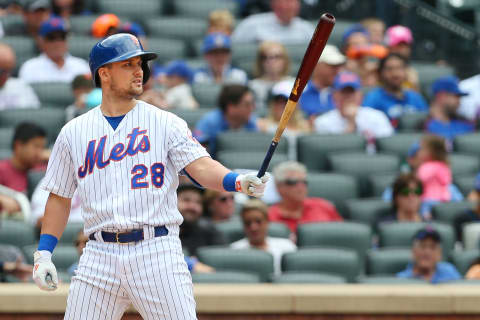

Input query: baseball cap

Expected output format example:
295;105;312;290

333;71;361;91
23;0;50;11
318;44;346;65
413;226;442;243
164;60;194;83
39;17;67;37
202;32;231;54
119;22;146;38
474;173;480;191
385;25;413;47
431;75;468;96
91;13;120;38
270;79;294;100
342;24;369;47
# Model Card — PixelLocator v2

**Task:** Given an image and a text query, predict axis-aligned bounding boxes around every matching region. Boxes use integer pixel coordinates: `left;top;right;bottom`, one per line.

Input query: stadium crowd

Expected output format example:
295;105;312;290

1;0;480;285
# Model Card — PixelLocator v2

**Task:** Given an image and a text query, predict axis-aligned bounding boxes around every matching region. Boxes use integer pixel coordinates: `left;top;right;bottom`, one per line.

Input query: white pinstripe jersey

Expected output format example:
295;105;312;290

42;101;209;235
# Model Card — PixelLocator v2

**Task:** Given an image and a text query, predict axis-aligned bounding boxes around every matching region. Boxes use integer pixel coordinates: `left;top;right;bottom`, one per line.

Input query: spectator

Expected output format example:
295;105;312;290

453;173;480;242
465;258;480;280
425;76;474;143
67;230;87;276
51;0;86;20
11;0;51;46
268;161;342;236
313;71;393;139
203;189;236;223
384;25;419;90
360;18;386;45
249;41;293;112
19;17;90;83
299;44;346;117
0;42;40;110
231;0;314;44
193;32;248;85
0;245;33;282
91;13;120;38
65;73;93;121
459;72;480;121
207;9;235;35
163;60;198;110
397;226;461;283
363;53;428;128
231;199;296;276
118;22;147;49
194;84;257;156
178;184;225;256
342;24;370;53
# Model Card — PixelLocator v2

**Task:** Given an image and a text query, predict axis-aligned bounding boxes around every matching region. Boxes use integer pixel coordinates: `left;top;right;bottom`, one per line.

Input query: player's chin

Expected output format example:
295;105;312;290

129;86;144;97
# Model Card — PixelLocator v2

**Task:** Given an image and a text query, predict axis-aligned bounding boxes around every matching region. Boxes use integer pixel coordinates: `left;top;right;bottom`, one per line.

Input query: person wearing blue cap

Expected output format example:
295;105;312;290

163;60;198;110
425;75;474;143
193;32;248;85
397;226;461;283
18;16;90;83
453;173;480;242
313;71;393;140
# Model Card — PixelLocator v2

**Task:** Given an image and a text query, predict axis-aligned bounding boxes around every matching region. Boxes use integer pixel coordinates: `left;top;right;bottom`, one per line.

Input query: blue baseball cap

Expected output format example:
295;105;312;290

413;226;441;243
342;24;369;47
333;71;361;91
431;75;468;96
164;60;194;83
202;32;231;54
119;22;146;37
474;173;480;191
39;17;68;37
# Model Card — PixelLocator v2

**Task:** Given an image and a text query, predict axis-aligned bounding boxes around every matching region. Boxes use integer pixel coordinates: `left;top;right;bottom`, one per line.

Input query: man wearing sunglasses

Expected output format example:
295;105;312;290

19;17;89;83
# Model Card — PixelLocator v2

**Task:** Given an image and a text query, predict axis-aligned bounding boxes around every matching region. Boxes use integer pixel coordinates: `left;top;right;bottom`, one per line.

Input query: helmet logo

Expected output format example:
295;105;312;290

129;34;140;46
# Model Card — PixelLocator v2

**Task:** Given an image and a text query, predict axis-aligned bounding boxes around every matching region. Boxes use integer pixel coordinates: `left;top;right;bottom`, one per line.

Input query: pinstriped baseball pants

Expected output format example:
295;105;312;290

64;226;197;320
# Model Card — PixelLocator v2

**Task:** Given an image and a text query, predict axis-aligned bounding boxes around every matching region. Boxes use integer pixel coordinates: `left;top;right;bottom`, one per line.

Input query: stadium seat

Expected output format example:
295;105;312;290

297;222;371;268
97;0;164;20
2;36;36;74
0;108;65;145
192;271;261;283
174;0;239;19
366;248;412;276
284;43;309;64
0;149;11;160
272;272;346;284
442;279;480;285
297;134;366;172
282;248;360;282
191;83;222;108
68;35;99;61
31;82;75;107
215;220;243;243
216;151;288;171
327;19;355;48
356;276;426;284
463;223;480;250
378;222;455;255
0;14;24;35
411;62;454;98
454;133;480;156
376;133;423;159
69;15;99;35
23;244;78;272
451;249;480;275
268;222;291;239
368;173;397;198
231;43;259;68
449;154;479;177
196;247;274;282
143;38;187;64
0;220;36;248
27;170;45;200
345;198;391;230
455;175;477;197
397;112;428;132
146;17;207;42
169;108;210;129
60;222;84;245
0;127;14;150
216;132;288;155
431;201;473;225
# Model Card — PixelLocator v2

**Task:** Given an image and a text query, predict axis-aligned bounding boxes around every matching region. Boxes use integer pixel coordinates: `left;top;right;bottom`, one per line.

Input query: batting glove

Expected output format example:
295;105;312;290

235;172;270;198
33;250;58;291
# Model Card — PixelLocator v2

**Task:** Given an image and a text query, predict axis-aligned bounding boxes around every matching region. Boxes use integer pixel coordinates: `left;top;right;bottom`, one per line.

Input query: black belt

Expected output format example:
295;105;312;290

89;226;168;244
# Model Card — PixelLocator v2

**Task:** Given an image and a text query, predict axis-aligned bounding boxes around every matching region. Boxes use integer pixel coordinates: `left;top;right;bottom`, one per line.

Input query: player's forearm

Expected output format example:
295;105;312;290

40;193;71;240
185;157;231;191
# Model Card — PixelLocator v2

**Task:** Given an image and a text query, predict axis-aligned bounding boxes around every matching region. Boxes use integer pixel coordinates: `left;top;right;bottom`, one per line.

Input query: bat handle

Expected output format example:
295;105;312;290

257;141;278;178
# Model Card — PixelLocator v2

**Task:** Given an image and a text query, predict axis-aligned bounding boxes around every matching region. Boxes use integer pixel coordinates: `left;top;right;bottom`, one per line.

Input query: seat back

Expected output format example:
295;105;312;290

366;248;412;275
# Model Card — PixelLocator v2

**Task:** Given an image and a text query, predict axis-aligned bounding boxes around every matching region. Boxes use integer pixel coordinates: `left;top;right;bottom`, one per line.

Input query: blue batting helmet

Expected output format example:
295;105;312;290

89;33;157;87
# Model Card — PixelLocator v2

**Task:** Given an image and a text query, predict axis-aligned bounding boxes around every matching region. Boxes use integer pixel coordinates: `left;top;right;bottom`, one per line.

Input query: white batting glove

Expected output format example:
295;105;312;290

235;172;270;198
33;250;58;291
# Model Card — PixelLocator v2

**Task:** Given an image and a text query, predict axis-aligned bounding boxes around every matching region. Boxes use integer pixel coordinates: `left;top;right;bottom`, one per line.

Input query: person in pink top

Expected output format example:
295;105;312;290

268;161;343;236
416;134;452;204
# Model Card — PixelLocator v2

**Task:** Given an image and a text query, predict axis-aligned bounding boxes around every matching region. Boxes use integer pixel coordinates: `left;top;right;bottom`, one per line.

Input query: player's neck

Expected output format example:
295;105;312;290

100;95;137;117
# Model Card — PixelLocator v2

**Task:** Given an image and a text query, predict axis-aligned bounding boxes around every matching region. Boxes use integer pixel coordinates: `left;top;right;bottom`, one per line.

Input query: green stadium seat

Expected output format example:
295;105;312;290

327;19;354;48
0;127;14;149
197;247;274;282
216;132;288;155
368;173;397;197
23;244;78;272
272;272;346;284
463;223;480;250
282;248;360;282
169;108;210;129
454;133;480;156
0;108;65;145
284;43;309;64
366;248;412;276
345;198;391;230
216;151;288;171
231;42;259;67
146;17;207;42
215;220;243;243
451;249;480;275
268;222;291;239
69;15;99;35
450;154;479;177
174;0;239;19
68;35;99;61
144;38;188;64
97;0;164;20
0;220;36;248
297;134;366;172
27;170;45;200
60;222;84;245
431;201;473;225
192;271;261;283
356;276;426;284
411;62;454;99
442;279;480;285
30;82;75;107
0;14;24;35
455;175;477;197
376;133;423;159
191;83;222;108
397;112;428;132
2;36;36;74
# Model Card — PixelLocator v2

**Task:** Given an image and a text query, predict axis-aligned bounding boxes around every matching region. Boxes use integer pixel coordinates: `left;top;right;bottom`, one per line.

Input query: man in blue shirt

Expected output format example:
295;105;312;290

363;53;428;128
397;226;461;283
425;75;474;143
194;84;257;156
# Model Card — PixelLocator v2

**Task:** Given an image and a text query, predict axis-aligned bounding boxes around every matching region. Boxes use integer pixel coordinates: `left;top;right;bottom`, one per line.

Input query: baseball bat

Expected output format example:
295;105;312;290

257;13;336;178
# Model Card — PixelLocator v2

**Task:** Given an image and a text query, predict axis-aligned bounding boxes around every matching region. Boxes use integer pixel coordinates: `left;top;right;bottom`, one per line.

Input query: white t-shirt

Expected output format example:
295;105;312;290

230;236;297;276
0;77;40;110
231;12;314;44
165;83;198;110
19;53;90;83
314;106;394;138
459;74;480;121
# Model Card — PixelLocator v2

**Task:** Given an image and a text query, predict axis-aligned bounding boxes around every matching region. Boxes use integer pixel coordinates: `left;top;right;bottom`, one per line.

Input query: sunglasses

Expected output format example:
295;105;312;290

399;187;422;196
284;179;308;186
262;54;283;60
218;195;234;202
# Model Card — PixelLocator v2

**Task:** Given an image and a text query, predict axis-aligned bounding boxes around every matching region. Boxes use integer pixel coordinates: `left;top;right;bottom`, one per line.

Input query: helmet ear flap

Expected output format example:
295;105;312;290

142;60;151;84
94;71;101;88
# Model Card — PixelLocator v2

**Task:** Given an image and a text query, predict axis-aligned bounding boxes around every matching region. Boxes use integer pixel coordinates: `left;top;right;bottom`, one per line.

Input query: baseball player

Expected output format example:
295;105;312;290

32;33;269;320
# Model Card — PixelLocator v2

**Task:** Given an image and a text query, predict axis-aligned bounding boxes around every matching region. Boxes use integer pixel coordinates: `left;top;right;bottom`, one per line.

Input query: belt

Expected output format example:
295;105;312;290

88;226;168;244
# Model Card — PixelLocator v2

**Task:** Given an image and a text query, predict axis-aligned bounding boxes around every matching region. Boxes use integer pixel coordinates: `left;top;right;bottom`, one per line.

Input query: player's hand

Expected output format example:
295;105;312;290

235;172;270;198
33;250;58;291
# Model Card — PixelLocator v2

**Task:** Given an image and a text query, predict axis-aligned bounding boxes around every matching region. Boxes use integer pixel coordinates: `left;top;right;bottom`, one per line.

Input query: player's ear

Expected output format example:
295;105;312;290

98;66;110;84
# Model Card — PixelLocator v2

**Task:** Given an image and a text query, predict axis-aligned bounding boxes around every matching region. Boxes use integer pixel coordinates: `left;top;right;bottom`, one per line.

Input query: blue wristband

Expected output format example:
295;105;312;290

38;234;58;253
223;172;239;192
